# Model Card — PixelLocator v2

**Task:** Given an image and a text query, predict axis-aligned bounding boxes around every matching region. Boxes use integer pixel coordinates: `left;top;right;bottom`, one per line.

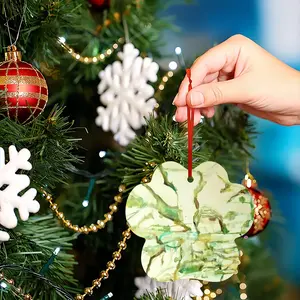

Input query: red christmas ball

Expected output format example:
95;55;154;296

244;184;272;237
0;46;48;123
88;0;110;9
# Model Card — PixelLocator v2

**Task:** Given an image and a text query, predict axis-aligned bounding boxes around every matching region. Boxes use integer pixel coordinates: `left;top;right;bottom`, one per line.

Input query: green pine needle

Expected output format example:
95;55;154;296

117;114;210;187
0;215;79;299
0;106;81;190
135;289;172;300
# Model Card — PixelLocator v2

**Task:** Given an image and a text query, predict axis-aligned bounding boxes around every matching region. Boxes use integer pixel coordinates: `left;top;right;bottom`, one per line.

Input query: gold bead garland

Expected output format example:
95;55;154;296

75;228;131;300
0;272;32;300
42;184;126;234
58;37;125;64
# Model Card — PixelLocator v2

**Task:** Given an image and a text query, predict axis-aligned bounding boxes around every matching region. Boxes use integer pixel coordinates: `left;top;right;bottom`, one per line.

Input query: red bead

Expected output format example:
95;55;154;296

88;0;110;8
244;187;272;237
0;60;48;123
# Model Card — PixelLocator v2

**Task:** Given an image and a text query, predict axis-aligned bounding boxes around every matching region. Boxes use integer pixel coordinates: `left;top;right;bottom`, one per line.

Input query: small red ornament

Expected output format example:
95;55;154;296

88;0;110;9
0;45;48;123
243;174;272;237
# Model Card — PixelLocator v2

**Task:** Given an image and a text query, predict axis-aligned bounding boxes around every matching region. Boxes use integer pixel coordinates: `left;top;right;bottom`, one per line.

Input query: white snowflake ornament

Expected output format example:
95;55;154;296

96;43;159;146
0;145;40;241
134;276;203;300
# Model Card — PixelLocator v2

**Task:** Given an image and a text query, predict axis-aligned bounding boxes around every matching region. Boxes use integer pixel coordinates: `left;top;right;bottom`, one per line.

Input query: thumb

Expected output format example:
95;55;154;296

187;78;247;108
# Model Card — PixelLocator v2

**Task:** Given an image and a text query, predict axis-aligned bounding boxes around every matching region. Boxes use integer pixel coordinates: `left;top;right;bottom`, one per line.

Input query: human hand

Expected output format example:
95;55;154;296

173;34;300;126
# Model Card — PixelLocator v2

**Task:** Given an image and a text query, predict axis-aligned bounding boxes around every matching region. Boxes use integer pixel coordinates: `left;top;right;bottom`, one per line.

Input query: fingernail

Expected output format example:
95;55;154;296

190;91;204;107
172;94;178;105
172;115;177;122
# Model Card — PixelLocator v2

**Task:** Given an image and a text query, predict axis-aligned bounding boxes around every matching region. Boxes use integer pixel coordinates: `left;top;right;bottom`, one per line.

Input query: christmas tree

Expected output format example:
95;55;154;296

0;0;284;299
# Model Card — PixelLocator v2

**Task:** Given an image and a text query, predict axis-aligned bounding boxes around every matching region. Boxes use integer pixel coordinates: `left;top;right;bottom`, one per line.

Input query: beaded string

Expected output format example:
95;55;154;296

74;228;131;300
42;184;126;234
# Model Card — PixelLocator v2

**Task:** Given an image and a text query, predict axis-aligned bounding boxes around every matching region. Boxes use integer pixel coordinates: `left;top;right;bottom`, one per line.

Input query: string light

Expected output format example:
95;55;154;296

81;178;96;209
0;282;7;289
204;289;211;295
175;46;182;55
82;200;89;207
0;273;32;299
168;61;178;70
58;36;66;44
240;283;247;290
239;280;248;300
175;46;186;69
39;247;61;275
100;292;113;300
99;151;107;158
156;70;174;95
240;293;247;300
58;37;125;64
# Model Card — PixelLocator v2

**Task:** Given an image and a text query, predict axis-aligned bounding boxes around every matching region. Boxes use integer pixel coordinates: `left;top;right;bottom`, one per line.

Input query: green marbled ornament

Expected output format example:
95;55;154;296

126;161;254;282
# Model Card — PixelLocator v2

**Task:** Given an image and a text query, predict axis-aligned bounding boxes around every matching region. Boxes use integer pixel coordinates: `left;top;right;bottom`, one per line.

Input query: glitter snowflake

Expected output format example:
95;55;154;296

96;43;159;146
0;145;40;241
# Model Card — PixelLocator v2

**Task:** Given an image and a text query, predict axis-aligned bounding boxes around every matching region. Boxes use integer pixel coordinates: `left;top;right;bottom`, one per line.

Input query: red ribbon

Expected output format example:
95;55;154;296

186;69;194;182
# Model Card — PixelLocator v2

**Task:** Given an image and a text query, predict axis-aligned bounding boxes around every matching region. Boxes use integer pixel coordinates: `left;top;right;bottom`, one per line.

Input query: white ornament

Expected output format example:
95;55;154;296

134;276;203;300
96;43;159;146
0;145;40;241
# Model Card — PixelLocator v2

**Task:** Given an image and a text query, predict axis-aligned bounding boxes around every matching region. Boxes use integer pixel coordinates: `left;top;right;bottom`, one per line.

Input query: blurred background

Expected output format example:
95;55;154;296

160;0;300;293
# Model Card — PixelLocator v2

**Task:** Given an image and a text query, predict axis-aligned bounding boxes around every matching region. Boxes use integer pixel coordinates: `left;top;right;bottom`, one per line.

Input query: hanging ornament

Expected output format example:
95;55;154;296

96;43;159;146
243;173;272;237
126;161;254;282
88;0;110;9
0;45;48;123
0;145;40;242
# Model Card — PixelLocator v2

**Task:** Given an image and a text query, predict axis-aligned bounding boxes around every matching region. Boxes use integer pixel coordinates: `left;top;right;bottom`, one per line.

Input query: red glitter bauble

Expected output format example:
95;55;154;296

0;46;48;123
244;186;272;237
88;0;110;9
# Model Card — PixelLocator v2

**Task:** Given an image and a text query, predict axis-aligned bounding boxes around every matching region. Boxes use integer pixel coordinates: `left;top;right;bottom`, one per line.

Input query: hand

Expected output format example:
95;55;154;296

173;34;300;126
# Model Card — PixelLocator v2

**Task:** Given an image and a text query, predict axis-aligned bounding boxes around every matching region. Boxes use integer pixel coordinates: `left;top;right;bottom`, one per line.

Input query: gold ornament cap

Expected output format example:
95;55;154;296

5;45;22;61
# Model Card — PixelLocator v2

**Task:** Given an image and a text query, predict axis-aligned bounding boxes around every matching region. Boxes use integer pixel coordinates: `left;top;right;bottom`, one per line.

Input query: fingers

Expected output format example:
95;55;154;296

174;36;242;107
175;107;202;125
201;106;215;118
186;78;247;108
174;106;215;125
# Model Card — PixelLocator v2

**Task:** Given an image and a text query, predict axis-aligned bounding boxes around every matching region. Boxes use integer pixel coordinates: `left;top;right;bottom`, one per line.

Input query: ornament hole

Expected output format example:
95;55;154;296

187;176;194;183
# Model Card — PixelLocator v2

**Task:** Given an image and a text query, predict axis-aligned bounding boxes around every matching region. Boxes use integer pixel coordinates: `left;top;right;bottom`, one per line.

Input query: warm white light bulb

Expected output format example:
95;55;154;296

54;247;61;255
0;282;7;289
169;61;178;70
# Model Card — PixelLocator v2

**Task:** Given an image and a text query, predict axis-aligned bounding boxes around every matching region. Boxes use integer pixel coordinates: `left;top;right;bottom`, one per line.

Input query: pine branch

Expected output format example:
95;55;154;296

201;105;257;179
0;0;86;65
116;115;210;187
135;289;172;300
0;215;79;299
45;0;177;101
0;106;81;190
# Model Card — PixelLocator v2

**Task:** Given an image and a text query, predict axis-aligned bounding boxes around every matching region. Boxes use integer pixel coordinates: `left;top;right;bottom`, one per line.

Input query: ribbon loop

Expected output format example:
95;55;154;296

186;69;194;182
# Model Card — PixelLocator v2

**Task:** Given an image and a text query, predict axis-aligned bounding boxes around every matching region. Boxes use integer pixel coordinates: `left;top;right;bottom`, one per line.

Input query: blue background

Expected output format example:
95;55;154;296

161;0;300;284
